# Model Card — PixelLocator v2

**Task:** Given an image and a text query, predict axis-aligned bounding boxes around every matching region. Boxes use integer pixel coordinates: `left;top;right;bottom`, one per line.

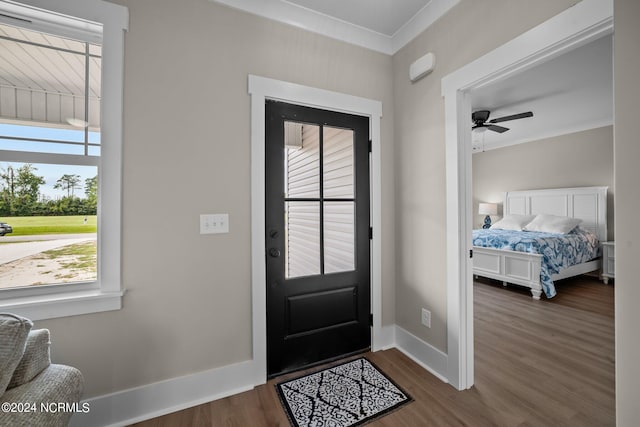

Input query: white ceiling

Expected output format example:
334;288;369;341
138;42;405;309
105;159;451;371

470;34;613;152
211;0;460;54
211;0;612;151
284;0;430;36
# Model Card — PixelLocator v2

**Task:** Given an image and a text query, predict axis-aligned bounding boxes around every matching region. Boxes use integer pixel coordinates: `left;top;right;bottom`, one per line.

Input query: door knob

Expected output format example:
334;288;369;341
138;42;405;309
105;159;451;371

268;248;281;258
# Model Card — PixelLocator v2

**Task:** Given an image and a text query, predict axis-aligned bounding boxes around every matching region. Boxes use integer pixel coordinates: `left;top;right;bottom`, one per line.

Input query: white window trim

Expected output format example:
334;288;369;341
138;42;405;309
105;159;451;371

0;0;128;320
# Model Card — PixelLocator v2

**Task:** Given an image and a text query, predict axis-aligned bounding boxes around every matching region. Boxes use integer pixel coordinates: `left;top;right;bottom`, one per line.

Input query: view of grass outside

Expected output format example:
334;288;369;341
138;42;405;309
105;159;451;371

0;162;99;289
0;214;98;289
1;215;97;236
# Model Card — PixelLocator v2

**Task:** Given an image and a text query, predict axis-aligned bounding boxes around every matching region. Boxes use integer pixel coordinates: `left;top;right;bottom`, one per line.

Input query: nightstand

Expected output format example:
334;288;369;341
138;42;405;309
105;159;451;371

601;241;615;284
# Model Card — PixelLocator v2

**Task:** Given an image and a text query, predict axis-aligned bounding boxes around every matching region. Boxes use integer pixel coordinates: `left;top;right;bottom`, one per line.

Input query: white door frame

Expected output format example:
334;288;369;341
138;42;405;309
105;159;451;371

441;0;613;390
248;75;383;384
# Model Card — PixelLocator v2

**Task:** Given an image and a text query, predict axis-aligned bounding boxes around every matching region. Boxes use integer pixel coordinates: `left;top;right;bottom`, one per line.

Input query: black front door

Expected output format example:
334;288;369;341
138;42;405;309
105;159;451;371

265;100;371;377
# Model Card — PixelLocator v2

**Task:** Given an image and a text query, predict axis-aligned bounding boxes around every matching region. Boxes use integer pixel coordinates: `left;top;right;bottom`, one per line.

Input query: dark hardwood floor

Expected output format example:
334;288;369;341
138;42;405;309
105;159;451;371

132;275;615;426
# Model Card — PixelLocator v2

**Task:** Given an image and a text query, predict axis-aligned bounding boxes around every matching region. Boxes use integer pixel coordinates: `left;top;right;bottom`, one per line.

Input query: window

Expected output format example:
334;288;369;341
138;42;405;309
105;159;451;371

0;22;100;289
0;0;128;320
283;122;356;278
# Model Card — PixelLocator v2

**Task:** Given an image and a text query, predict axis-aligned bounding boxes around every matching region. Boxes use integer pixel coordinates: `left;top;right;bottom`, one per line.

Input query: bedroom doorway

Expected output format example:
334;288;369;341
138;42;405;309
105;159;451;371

264;100;371;377
441;0;614;390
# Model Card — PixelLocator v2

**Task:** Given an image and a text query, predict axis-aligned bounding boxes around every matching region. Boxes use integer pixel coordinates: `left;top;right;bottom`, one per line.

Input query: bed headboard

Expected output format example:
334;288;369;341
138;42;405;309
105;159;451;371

504;186;608;241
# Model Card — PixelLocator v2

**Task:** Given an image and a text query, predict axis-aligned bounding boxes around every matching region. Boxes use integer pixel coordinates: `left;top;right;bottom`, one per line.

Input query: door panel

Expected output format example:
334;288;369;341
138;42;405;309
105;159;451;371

286;287;358;336
266;100;370;377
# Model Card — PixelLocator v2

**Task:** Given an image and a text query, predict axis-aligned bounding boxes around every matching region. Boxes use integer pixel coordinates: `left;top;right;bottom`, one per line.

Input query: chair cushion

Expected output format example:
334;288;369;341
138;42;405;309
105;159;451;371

0;313;33;395
8;329;51;389
0;364;84;427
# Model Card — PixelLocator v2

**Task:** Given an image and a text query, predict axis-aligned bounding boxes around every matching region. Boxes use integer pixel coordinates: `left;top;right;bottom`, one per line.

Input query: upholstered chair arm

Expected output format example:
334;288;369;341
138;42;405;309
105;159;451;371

8;329;52;390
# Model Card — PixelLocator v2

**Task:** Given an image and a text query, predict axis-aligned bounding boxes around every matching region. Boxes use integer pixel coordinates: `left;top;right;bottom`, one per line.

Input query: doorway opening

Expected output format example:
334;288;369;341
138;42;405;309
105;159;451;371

441;1;613;389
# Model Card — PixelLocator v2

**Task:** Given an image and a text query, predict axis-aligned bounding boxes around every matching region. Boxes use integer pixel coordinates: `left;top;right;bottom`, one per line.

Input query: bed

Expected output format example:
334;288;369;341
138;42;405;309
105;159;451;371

472;186;608;299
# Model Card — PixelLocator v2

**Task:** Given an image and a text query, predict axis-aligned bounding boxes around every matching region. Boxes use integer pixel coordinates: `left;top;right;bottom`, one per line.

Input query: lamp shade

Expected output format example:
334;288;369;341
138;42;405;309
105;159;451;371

478;203;498;216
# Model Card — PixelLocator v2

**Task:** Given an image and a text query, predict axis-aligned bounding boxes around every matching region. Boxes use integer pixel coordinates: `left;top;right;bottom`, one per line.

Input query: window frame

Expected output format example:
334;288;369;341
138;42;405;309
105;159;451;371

0;0;128;320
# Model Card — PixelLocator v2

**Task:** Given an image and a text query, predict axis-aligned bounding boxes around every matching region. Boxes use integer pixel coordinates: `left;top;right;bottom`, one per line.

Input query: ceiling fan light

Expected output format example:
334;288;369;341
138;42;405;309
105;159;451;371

472;126;487;133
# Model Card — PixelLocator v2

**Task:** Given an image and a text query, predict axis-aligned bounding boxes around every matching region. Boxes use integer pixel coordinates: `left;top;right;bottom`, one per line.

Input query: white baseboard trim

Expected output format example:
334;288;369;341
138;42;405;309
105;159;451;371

376;324;397;350
70;360;257;427
69;326;451;426
394;325;449;383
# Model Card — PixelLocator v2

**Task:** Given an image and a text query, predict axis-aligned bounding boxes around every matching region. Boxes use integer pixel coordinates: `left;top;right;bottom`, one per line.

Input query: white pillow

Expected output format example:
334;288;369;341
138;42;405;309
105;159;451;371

490;214;535;231
523;214;582;234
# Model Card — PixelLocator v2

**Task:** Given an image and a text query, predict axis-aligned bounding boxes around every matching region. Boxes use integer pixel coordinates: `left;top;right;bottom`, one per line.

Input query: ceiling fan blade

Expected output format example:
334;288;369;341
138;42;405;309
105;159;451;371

489;111;533;123
487;124;509;133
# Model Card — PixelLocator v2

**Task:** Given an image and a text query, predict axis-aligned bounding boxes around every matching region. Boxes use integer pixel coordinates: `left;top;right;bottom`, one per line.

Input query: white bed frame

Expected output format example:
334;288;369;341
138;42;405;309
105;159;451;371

473;186;608;299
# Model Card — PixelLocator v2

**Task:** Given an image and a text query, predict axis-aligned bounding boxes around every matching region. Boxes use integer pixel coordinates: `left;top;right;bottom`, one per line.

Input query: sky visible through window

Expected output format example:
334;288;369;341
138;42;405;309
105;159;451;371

0;123;99;199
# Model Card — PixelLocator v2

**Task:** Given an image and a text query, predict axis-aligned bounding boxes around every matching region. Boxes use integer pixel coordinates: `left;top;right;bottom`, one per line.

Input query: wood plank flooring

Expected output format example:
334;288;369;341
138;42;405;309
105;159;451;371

131;275;615;426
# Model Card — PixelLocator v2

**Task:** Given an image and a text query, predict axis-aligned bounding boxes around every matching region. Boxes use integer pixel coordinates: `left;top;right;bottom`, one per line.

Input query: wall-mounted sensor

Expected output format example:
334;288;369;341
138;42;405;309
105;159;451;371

409;52;436;82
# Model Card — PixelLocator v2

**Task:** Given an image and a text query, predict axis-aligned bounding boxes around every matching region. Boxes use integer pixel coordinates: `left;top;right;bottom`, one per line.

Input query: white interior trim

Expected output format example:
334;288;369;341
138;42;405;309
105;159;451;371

211;0;458;55
69;360;256;427
213;0;392;54
394;325;449;383
0;0;103;43
69;325;450;427
441;0;613;390
391;0;460;53
248;75;383;385
0;0;128;321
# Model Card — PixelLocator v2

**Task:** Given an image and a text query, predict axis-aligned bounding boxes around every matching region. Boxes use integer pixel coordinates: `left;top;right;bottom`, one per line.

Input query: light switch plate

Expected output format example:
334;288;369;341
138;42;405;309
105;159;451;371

200;214;229;234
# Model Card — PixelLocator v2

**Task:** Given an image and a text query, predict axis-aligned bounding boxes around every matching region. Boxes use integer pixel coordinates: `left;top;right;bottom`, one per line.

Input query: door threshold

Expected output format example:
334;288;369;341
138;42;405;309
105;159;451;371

267;347;370;380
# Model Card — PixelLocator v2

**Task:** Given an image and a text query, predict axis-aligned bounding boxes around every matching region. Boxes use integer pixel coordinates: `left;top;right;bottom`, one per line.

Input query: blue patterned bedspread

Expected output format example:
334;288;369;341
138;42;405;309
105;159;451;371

472;227;600;298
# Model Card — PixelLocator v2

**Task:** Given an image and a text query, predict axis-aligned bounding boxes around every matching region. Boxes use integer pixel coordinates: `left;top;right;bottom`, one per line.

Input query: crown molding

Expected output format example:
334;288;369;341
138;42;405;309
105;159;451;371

211;0;459;55
392;0;459;53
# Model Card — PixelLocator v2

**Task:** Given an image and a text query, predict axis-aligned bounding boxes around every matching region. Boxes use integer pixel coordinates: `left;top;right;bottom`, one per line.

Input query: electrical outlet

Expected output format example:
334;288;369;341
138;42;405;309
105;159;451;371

421;308;431;328
200;213;229;234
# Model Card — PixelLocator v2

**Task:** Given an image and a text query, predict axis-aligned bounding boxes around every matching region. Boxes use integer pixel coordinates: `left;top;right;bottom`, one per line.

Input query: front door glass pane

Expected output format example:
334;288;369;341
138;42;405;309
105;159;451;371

285;201;320;278
285;122;319;198
324;202;355;274
323;126;354;198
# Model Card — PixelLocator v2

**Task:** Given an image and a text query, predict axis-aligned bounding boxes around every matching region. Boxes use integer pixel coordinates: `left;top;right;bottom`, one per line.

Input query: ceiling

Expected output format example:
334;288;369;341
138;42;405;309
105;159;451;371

211;1;612;154
211;0;460;54
470;34;613;153
284;0;430;36
1;0;609;147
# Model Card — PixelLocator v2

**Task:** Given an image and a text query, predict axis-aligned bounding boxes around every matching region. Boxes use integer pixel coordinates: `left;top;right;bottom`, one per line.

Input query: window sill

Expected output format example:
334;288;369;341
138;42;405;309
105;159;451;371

0;289;125;321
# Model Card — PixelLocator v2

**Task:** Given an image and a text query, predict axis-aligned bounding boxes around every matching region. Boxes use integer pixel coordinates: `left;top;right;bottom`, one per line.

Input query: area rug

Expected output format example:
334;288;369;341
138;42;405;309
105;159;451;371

276;357;412;427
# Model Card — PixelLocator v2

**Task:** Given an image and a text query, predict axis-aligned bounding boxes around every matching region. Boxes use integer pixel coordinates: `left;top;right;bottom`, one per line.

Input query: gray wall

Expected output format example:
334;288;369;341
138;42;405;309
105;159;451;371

35;0;395;398
29;1;640;423
391;0;578;352
472;126;614;239
614;0;640;424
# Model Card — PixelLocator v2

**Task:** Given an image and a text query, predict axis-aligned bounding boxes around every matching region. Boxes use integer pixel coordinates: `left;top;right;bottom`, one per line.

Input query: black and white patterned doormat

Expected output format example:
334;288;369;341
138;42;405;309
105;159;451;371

276;357;412;427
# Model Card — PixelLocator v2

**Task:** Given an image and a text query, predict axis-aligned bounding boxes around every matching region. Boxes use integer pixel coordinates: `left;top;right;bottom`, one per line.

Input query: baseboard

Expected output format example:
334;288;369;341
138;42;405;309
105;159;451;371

376;324;397;351
69;325;449;426
70;359;257;427
394;325;449;383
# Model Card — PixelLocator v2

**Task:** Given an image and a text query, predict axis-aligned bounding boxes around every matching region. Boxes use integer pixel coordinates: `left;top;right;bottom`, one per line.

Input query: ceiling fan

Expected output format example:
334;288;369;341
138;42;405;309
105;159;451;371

472;110;533;133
